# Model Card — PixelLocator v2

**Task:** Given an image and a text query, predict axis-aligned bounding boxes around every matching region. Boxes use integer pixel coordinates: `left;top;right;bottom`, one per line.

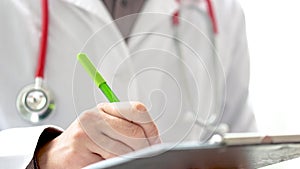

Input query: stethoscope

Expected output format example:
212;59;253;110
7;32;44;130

16;0;55;123
172;0;226;136
15;0;218;125
172;0;218;33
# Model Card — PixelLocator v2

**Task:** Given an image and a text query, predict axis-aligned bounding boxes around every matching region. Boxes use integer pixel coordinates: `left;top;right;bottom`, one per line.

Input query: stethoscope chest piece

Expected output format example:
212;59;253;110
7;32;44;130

16;78;55;123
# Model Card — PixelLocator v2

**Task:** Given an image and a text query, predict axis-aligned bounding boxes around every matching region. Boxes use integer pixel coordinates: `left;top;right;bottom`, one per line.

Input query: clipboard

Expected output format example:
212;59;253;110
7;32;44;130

84;133;300;169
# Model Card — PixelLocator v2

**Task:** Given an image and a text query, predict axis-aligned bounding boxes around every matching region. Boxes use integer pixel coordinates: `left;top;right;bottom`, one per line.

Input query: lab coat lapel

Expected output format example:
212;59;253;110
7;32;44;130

61;0;132;98
62;0;127;47
128;0;178;50
62;0;130;55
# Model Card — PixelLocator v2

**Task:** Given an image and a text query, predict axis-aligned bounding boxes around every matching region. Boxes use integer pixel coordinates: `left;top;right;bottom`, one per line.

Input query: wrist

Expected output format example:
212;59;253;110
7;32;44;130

26;127;62;169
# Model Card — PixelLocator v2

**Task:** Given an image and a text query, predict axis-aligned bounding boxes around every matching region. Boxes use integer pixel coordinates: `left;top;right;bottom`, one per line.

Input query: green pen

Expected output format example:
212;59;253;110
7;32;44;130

77;53;120;102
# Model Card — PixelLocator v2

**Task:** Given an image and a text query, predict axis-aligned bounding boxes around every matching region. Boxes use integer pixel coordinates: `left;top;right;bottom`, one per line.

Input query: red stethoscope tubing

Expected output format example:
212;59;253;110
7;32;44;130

36;0;49;79
173;0;218;34
205;0;218;34
36;0;217;79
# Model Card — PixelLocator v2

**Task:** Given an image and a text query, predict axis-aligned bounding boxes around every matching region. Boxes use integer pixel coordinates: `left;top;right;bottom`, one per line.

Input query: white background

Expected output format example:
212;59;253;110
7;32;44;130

238;0;300;168
238;0;300;134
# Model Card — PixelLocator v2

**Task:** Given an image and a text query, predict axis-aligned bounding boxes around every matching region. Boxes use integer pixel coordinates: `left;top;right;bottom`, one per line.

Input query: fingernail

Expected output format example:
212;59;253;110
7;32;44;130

136;103;146;112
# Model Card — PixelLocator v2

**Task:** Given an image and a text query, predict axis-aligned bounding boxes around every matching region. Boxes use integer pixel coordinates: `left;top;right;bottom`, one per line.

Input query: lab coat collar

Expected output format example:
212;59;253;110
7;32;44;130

61;0;209;50
62;0;179;50
61;0;129;60
61;0;206;22
62;0;113;23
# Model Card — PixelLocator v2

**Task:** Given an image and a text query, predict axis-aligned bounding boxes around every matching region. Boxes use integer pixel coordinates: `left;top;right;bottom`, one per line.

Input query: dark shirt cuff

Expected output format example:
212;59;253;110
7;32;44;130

26;127;62;169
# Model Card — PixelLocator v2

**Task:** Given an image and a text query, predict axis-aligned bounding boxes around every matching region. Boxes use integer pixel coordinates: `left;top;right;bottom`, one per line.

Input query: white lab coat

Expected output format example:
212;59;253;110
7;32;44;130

0;0;256;168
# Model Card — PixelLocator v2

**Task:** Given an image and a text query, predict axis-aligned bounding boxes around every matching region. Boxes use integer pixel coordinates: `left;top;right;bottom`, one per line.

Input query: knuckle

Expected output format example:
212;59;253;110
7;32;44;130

80;108;102;121
146;123;159;136
73;127;87;140
128;124;144;138
80;110;94;120
149;128;159;137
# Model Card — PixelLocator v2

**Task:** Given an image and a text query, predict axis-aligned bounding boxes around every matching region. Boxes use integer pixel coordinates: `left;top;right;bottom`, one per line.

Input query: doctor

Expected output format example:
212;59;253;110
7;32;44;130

0;0;256;168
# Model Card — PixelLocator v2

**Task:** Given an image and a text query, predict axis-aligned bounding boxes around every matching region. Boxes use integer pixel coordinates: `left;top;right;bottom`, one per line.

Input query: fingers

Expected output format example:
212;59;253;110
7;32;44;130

97;102;161;145
77;102;161;161
39;101;159;169
78;107;150;156
99;110;151;150
85;131;133;159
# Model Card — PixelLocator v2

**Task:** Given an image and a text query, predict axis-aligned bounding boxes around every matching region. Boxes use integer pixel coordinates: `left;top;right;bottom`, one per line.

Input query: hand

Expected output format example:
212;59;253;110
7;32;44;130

37;101;161;169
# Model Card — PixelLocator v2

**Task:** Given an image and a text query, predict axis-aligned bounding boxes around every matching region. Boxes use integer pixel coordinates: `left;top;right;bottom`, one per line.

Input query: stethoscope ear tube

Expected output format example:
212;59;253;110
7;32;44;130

172;0;218;34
